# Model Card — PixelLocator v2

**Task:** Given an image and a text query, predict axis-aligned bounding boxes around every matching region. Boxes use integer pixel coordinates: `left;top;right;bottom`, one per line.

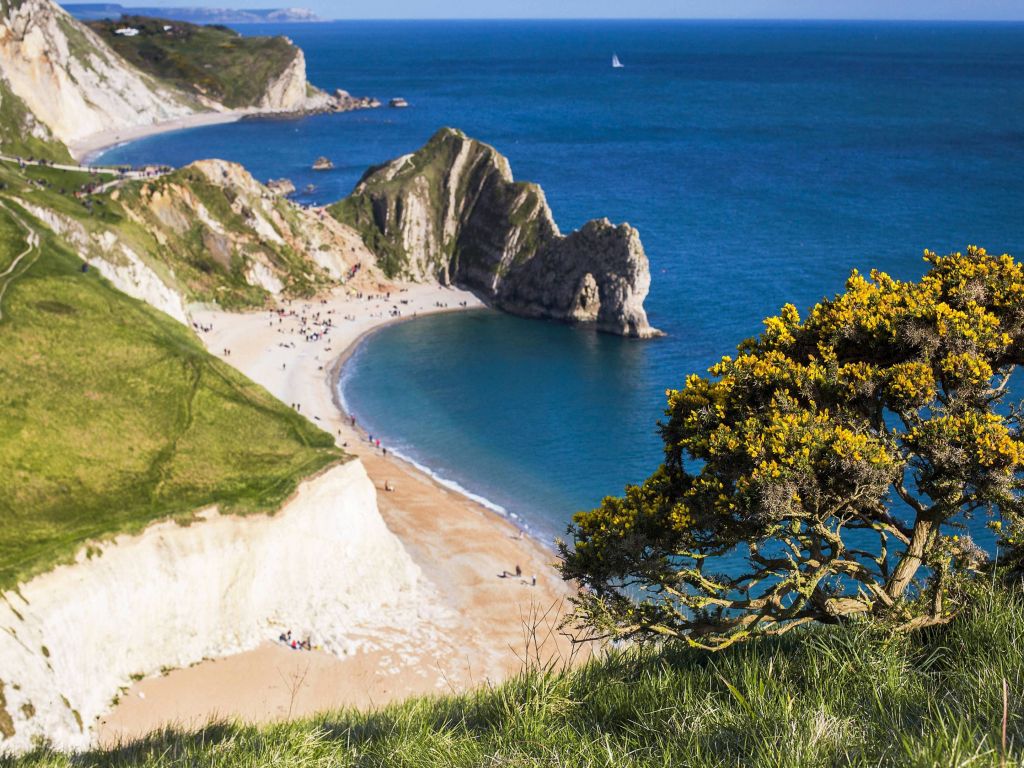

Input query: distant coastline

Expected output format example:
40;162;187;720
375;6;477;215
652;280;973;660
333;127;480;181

63;4;324;24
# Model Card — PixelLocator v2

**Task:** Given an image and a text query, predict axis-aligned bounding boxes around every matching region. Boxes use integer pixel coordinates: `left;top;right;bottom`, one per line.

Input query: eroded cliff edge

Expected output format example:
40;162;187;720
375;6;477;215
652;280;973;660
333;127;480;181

0;461;434;751
329;128;660;338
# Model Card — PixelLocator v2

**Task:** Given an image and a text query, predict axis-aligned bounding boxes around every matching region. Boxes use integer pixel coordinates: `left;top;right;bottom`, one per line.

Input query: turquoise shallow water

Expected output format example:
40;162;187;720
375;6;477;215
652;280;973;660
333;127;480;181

101;20;1024;544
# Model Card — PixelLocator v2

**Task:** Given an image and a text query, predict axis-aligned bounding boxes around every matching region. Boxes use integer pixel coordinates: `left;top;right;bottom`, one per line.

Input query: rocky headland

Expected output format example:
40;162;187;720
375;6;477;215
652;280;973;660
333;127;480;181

329;128;660;338
0;0;376;159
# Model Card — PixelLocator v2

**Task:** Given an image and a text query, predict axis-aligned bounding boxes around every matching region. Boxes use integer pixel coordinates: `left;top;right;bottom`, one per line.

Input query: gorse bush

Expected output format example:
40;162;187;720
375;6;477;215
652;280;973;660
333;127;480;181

562;247;1024;648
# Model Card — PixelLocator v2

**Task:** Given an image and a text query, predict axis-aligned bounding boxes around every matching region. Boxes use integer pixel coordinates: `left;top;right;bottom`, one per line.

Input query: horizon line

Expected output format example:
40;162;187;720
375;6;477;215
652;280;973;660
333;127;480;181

244;16;1024;24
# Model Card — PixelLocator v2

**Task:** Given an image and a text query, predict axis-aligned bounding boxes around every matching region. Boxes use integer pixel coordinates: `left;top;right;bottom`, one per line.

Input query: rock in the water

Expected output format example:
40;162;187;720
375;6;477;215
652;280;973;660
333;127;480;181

389;97;409;108
266;178;296;196
312;156;334;171
329;127;660;338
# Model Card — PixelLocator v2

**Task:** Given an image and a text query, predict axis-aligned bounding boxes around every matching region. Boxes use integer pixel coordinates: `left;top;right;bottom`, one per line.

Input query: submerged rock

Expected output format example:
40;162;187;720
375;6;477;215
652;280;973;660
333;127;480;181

329;127;660;338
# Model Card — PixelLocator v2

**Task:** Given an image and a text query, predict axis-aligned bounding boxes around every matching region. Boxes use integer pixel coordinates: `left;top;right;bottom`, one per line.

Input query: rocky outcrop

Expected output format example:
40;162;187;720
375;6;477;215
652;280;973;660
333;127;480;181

0;460;437;751
330;128;659;338
260;46;315;112
16;159;376;322
266;177;296;196
0;0;200;146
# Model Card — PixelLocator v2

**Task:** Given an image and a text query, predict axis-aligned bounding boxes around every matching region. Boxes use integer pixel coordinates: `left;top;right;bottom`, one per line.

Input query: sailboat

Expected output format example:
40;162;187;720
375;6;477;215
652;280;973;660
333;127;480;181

612;53;624;69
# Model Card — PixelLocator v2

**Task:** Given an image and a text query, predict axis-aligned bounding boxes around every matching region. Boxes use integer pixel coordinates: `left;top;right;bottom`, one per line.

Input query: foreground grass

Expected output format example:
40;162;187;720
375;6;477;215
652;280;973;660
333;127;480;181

0;201;342;589
8;586;1023;767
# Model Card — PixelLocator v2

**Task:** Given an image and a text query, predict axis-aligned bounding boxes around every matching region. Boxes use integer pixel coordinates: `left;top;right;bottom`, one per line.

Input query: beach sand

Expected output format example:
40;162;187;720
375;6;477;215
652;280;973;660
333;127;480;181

68;110;256;163
97;280;580;745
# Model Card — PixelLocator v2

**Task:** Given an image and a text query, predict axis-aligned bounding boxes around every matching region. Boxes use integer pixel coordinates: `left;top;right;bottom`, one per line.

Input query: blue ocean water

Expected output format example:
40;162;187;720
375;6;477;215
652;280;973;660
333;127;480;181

101;21;1024;544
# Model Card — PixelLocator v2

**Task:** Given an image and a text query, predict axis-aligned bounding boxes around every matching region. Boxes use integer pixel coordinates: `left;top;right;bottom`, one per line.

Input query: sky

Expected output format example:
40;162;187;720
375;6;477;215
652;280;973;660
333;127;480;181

128;1;1024;21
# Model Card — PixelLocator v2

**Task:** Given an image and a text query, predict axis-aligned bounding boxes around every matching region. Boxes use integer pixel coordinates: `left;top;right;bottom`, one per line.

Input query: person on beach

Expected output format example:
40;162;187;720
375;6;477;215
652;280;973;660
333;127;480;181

515;564;522;577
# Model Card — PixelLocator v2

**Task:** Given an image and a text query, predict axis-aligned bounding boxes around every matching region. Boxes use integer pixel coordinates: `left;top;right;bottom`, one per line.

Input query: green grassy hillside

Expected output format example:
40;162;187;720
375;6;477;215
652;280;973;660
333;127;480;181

7;587;1022;767
0;191;342;590
87;17;300;108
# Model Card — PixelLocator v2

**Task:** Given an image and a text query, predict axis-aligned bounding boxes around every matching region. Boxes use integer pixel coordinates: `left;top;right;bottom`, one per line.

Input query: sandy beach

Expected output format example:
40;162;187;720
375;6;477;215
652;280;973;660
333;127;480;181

97;280;580;745
68;110;256;163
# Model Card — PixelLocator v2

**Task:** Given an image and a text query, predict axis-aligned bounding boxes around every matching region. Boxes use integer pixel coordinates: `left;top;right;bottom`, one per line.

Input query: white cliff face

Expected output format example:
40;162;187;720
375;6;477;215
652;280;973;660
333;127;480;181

0;460;427;752
259;47;319;112
0;0;200;146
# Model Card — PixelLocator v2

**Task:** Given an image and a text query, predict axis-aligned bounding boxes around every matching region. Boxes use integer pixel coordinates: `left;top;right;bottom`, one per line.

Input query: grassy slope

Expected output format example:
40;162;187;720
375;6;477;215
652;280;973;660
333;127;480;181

87;17;299;109
0;81;72;163
0;191;343;590
8;588;1023;767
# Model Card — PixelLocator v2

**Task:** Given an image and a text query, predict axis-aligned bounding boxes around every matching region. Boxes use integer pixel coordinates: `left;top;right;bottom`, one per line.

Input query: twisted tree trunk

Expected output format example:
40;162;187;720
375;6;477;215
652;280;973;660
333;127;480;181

884;513;937;601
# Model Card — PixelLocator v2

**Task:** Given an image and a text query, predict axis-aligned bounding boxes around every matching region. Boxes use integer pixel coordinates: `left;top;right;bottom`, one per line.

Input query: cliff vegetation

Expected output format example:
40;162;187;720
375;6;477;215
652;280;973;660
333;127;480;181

87;17;302;109
0;159;368;312
0;81;71;162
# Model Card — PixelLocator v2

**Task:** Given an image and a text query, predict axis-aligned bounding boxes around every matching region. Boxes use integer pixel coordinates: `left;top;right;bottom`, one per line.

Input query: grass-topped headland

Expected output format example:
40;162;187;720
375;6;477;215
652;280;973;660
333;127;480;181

0;196;343;590
8;585;1023;766
87;16;302;109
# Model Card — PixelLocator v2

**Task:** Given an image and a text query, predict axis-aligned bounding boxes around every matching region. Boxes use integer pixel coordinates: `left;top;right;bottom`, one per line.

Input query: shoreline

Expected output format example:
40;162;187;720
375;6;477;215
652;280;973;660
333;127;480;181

97;282;578;744
328;307;540;532
69;109;257;163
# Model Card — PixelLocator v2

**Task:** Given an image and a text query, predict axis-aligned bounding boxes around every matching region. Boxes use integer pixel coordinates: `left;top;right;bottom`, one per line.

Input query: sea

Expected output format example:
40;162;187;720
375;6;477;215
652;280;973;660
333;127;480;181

99;20;1024;545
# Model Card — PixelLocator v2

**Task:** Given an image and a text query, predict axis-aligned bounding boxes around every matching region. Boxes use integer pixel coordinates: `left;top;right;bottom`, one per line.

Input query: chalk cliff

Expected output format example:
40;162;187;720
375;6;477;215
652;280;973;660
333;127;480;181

0;0;199;147
0;0;353;154
330;128;659;338
261;46;328;112
19;158;377;319
0;461;431;751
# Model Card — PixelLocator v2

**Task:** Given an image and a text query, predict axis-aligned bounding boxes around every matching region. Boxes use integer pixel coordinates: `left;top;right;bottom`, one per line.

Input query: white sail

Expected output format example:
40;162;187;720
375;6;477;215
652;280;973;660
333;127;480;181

612;53;624;68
